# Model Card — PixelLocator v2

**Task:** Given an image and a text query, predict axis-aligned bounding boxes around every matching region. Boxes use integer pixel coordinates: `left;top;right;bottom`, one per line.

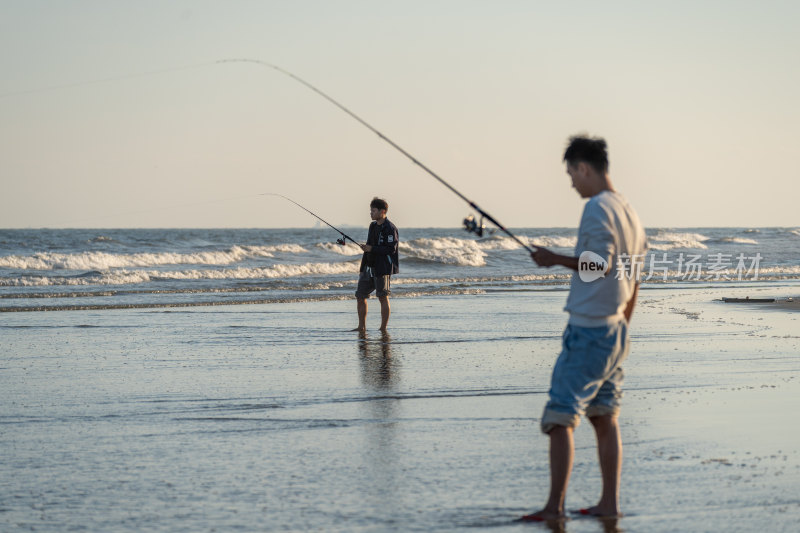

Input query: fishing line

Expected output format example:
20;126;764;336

263;193;359;246
217;58;538;254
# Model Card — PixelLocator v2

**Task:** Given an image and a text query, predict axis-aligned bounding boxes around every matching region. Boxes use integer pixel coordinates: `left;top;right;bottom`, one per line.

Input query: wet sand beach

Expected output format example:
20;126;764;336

2;284;799;532
774;297;800;311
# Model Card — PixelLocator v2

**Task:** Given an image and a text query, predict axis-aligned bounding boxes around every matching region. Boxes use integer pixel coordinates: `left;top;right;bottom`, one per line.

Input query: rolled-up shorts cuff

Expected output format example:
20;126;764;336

540;408;580;434
585;404;620;419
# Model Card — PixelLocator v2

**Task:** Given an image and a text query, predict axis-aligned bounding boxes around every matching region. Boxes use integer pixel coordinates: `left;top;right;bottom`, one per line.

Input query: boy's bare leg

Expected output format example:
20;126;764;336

522;425;573;521
586;414;622;517
355;298;367;332
378;295;390;332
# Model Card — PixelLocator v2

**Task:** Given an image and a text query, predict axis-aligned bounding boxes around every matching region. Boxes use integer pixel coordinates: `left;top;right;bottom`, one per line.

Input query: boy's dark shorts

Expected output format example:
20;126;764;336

355;271;391;299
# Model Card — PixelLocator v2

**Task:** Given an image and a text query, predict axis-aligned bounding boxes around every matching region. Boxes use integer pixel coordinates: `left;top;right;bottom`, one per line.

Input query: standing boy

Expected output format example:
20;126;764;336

524;136;647;521
355;197;399;332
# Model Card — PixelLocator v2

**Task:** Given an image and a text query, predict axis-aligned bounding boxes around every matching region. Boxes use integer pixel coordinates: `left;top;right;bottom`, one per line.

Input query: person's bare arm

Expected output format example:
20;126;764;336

623;283;640;323
531;247;579;271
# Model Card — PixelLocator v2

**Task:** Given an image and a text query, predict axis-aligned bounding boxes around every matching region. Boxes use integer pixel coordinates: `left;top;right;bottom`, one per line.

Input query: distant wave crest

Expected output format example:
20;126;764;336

648;232;710;251
471;235;577;251
0;261;357;287
648;231;763;250
709;237;759;245
527;235;578;249
0;244;307;271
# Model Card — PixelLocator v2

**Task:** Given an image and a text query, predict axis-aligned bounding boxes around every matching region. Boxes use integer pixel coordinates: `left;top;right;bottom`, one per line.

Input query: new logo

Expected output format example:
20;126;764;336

578;251;609;282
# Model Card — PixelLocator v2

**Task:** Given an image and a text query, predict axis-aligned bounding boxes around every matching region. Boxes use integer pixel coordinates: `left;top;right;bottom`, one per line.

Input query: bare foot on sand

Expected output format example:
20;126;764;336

572;506;622;518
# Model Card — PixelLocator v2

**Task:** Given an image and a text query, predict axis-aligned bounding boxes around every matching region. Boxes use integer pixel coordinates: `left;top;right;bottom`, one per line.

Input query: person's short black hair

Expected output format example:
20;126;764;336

563;136;609;174
370;197;388;211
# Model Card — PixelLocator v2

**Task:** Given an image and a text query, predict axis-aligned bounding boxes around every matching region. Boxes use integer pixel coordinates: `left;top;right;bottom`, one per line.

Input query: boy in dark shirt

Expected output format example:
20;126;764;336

355;197;399;332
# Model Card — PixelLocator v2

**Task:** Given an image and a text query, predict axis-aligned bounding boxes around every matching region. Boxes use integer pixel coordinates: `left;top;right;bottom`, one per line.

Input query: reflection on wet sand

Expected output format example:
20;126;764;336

357;331;402;510
596;516;624;533
358;331;397;391
536;515;623;533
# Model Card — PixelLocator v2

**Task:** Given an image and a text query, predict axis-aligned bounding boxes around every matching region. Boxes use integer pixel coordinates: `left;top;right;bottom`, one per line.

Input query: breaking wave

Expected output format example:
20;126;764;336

527;235;578;249
0;261;358;287
401;237;487;267
707;236;759;245
315;242;362;256
0;245;307;271
648;232;710;251
648;231;764;250
397;234;576;266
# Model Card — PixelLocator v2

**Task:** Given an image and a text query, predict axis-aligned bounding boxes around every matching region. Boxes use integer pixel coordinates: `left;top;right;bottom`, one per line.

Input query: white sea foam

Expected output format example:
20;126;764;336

263;244;308;254
0;261;358;287
400;237;486;267
0;245;308;271
754;265;800;275
393;272;571;285
316;242;362;256
619;263;800;283
474;236;525;251
713;237;759;245
474;235;577;250
648;232;710;251
527;235;578;249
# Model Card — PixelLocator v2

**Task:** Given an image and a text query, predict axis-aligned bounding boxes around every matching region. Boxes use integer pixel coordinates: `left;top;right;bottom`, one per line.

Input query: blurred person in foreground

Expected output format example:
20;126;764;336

523;136;647;522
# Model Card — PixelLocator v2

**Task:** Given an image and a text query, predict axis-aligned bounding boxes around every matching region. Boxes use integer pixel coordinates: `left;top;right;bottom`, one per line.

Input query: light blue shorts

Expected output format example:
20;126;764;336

541;321;629;433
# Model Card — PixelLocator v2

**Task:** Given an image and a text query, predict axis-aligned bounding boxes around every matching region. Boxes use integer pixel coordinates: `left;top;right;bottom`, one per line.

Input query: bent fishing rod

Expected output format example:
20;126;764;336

264;193;359;246
219;58;537;255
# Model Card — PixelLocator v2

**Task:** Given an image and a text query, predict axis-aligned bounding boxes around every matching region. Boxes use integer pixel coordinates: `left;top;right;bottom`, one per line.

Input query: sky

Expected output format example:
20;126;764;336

1;0;798;229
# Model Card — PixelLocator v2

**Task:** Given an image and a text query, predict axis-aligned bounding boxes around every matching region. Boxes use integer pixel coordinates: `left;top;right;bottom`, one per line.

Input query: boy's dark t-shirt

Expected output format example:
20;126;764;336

364;223;381;268
359;219;399;276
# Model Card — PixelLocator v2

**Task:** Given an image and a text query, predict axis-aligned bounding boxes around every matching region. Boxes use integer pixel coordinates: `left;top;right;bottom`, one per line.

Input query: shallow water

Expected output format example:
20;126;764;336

2;284;800;531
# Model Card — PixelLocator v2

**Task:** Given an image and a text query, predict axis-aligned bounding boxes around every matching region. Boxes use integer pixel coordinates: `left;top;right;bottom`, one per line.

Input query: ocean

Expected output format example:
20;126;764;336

1;226;798;312
2;227;799;531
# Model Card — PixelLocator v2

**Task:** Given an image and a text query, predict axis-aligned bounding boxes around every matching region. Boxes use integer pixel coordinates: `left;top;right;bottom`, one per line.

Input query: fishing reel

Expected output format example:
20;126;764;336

463;214;486;237
336;236;347;246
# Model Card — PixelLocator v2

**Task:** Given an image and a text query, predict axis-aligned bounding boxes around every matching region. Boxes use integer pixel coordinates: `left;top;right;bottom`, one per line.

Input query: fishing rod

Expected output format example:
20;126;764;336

264;193;359;246
219;58;537;255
